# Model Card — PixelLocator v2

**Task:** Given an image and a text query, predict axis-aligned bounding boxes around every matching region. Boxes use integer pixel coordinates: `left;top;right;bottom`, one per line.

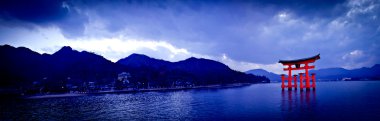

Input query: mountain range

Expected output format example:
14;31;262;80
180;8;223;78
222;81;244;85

246;64;380;82
0;45;268;93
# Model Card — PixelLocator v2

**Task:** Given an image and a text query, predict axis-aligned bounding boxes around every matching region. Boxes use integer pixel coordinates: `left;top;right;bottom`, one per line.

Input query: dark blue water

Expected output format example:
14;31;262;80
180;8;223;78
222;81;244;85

1;81;380;120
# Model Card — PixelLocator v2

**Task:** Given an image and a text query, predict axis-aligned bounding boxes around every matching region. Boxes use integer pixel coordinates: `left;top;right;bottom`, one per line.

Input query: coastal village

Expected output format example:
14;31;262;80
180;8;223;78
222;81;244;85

27;72;198;95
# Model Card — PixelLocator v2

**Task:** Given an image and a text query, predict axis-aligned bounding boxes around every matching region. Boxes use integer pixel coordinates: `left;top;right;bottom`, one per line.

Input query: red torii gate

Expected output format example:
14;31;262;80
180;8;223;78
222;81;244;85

279;54;320;90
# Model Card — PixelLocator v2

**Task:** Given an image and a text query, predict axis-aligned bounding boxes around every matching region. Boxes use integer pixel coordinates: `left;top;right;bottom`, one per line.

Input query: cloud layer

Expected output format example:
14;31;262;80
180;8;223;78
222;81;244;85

1;0;379;74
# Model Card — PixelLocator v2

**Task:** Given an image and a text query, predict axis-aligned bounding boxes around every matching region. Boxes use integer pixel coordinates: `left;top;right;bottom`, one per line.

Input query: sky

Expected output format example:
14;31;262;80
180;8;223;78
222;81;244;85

0;0;379;74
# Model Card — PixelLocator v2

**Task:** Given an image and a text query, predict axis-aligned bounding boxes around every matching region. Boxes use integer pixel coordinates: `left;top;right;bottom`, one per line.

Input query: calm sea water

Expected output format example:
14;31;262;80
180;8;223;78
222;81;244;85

1;81;380;120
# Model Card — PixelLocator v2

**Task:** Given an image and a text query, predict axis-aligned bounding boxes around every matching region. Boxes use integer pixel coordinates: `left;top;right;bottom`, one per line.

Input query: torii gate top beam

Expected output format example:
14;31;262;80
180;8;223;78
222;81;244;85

278;54;320;65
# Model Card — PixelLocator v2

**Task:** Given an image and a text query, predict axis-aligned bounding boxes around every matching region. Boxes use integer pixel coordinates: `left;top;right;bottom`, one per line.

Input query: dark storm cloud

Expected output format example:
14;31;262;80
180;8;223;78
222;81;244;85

0;0;87;38
1;0;380;70
0;0;68;23
254;0;346;16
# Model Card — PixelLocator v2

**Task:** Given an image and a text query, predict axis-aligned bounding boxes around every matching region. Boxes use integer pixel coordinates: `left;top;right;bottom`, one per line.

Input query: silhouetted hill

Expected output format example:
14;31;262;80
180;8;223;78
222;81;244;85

0;45;123;93
246;69;281;82
48;46;123;86
116;53;171;69
117;54;269;86
0;45;268;94
171;57;257;84
0;45;45;88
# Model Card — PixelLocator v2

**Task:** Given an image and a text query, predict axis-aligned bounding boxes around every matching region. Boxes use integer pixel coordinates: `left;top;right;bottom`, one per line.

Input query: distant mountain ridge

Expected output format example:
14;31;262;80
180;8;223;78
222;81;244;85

310;65;380;81
246;65;380;82
0;45;268;93
245;69;281;82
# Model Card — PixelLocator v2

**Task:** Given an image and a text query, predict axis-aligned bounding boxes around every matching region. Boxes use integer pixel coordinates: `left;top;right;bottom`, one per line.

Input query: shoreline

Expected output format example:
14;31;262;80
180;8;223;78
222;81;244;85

24;83;254;99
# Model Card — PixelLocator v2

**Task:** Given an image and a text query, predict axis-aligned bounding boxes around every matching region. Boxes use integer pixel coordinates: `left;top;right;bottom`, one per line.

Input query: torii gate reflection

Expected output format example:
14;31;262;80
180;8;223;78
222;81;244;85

279;54;320;90
281;90;317;118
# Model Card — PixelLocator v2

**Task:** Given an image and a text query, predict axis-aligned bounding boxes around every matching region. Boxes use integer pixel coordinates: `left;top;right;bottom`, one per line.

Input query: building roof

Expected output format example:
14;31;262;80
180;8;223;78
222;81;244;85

278;54;320;64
